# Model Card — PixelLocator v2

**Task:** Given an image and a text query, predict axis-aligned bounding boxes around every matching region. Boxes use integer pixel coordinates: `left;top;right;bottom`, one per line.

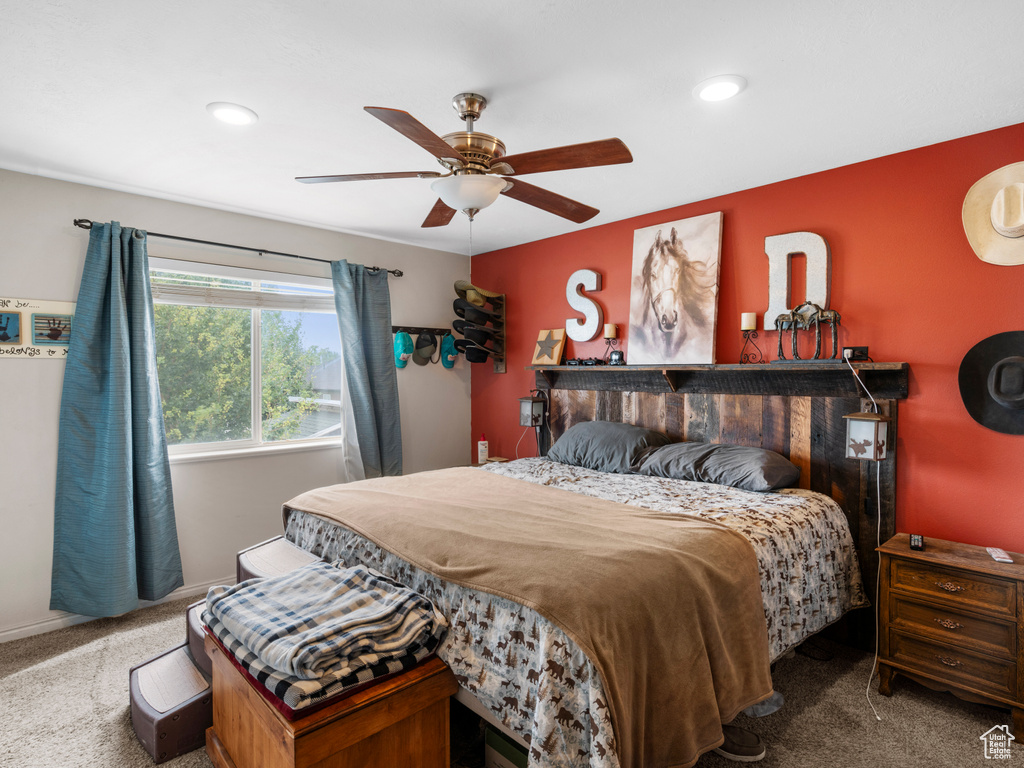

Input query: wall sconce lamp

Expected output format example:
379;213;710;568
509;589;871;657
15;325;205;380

519;391;547;455
843;411;891;461
603;324;619;361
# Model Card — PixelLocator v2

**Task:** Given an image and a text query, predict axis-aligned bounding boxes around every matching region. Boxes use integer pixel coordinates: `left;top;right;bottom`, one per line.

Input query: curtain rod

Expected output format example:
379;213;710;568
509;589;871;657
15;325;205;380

72;219;403;277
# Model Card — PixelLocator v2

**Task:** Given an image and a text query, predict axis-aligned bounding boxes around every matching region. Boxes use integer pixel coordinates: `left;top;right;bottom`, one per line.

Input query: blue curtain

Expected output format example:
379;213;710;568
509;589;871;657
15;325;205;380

50;222;183;617
331;260;402;477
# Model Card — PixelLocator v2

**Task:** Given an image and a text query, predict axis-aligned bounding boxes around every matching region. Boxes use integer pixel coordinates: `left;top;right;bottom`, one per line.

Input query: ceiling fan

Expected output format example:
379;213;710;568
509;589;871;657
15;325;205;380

296;93;633;228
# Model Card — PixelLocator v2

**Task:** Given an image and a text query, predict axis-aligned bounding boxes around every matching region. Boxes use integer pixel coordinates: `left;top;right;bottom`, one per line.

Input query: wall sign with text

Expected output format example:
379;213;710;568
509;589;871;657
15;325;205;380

0;297;76;359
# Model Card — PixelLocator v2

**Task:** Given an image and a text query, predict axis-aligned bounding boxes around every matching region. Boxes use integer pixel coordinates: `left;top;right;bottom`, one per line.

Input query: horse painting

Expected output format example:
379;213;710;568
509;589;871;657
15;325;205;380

628;213;723;364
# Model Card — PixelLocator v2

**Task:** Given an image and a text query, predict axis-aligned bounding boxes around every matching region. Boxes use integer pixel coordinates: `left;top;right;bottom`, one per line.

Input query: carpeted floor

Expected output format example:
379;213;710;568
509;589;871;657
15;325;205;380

695;641;1011;767
0;597;1012;767
0;595;212;768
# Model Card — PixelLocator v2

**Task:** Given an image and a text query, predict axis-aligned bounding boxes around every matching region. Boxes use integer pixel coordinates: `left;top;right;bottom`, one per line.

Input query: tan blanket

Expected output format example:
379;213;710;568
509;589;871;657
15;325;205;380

284;468;772;768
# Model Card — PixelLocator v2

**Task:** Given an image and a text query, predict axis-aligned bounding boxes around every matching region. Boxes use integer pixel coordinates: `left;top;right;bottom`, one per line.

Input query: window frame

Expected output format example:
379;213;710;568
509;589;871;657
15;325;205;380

149;257;344;458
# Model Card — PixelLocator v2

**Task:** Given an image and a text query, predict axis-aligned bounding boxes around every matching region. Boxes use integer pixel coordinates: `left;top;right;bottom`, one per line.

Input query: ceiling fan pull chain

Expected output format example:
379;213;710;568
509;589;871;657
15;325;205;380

469;217;474;257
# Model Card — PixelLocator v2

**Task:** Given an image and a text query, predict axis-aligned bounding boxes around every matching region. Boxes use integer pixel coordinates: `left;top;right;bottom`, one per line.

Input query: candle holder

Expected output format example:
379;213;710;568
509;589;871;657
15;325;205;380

603;323;619;362
740;313;762;364
603;337;619;361
740;330;763;364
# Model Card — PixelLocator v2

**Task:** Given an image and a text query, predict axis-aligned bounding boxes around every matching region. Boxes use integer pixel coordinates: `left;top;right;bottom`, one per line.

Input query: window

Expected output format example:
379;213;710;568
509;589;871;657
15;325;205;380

150;259;343;453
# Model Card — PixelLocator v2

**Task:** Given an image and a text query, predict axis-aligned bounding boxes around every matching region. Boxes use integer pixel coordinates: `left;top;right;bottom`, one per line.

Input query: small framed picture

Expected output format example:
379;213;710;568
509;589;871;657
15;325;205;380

0;312;21;344
32;313;73;346
532;329;566;365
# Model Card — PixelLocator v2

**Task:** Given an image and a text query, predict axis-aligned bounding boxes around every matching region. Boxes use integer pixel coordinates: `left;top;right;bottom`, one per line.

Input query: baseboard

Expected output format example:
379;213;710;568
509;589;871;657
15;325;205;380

0;574;234;644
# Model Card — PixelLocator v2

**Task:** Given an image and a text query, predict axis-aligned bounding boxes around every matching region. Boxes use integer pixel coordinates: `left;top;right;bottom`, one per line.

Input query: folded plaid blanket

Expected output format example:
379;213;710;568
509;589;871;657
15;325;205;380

204;561;446;682
202;608;444;711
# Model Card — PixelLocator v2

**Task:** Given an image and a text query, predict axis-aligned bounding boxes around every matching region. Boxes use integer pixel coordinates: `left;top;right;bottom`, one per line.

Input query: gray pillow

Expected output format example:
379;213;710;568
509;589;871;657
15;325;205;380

631;441;800;492
546;421;671;474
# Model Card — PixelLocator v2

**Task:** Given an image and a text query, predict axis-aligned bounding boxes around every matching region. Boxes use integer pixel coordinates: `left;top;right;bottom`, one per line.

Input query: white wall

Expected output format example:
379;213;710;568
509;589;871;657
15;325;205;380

0;169;471;641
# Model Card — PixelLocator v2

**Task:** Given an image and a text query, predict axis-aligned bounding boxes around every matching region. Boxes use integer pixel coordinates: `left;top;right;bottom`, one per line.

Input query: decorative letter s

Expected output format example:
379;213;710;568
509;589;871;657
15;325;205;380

565;269;604;342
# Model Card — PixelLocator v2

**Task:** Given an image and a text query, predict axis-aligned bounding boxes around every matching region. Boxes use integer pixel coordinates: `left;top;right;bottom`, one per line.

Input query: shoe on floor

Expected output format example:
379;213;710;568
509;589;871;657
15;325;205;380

713;725;766;762
742;690;784;717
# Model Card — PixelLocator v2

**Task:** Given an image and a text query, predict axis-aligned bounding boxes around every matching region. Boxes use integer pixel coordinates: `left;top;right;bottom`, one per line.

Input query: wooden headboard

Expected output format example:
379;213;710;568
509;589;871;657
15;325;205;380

531;362;909;648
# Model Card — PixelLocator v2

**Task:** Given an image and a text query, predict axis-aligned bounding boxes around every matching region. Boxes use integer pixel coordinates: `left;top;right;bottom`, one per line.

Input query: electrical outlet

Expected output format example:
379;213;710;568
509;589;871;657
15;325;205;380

843;346;869;361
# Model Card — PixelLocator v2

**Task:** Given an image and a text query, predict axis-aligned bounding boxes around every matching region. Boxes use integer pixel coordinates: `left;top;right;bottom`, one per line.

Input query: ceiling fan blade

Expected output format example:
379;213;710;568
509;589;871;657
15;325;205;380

495;138;633;176
500;178;599;223
296;171;443;184
421;198;457;228
365;107;466;167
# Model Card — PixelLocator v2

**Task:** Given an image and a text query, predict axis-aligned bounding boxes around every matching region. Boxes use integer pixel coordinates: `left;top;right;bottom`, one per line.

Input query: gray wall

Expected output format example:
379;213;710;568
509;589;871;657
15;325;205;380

0;169;472;641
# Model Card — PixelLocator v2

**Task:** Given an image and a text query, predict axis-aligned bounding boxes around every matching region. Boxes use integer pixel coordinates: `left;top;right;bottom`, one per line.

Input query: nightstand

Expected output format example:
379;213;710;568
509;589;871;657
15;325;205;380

877;534;1024;738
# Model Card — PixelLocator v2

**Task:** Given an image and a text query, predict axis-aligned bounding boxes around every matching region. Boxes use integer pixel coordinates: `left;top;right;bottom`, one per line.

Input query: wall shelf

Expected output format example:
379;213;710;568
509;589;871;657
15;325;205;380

527;362;909;399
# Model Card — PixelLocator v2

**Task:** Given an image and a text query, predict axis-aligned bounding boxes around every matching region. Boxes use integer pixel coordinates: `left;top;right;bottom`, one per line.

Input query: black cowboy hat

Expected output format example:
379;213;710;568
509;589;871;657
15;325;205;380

453;298;501;326
453;318;504;347
958;331;1024;435
453;337;504;364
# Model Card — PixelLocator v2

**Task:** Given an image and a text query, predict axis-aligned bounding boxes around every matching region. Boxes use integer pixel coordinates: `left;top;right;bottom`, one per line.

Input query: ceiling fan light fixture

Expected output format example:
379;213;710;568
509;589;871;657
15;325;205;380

431;175;506;213
693;75;747;102
206;102;259;125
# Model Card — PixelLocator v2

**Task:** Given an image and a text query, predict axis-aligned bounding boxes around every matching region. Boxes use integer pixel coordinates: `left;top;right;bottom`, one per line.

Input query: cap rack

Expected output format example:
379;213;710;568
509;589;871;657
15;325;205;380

392;326;452;337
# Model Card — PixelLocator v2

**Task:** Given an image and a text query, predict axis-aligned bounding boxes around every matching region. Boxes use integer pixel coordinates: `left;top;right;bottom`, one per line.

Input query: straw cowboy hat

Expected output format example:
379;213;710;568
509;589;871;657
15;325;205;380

958;331;1024;435
963;162;1024;266
454;280;503;308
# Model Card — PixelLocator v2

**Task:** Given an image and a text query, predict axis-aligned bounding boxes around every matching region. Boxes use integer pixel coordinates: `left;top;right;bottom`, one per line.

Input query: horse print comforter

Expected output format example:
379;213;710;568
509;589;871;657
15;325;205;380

283;461;866;768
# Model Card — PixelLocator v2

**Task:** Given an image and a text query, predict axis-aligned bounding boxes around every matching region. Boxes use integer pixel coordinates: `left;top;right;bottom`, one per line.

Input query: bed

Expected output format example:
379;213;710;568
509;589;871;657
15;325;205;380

282;461;864;767
282;368;907;768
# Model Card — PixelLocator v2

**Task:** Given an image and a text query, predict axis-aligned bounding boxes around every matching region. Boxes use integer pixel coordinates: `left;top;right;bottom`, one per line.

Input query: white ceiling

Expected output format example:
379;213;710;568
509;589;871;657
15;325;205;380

2;1;1022;256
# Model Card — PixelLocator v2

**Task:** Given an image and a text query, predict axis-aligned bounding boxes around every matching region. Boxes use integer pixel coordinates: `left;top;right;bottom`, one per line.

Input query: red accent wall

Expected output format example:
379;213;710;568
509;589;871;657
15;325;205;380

470;121;1024;553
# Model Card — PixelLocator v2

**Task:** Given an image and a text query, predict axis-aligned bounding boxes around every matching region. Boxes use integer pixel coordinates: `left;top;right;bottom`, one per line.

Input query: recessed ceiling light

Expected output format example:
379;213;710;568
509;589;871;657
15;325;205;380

206;102;259;125
693;75;747;102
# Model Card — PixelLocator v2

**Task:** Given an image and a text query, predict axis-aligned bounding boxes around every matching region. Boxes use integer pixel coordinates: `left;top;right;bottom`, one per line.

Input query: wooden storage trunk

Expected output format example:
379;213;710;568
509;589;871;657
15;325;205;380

204;634;458;768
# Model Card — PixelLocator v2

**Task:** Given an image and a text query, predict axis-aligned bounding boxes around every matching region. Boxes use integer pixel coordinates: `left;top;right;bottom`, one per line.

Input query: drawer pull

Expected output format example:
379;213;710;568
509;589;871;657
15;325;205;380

937;655;963;668
933;618;964;630
935;581;965;593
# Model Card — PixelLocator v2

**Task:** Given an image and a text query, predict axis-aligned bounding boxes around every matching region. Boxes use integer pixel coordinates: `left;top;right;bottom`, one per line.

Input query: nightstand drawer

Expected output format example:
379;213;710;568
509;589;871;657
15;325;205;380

890;631;1017;700
890;596;1016;659
891;559;1016;618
